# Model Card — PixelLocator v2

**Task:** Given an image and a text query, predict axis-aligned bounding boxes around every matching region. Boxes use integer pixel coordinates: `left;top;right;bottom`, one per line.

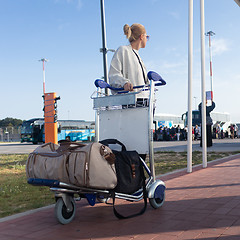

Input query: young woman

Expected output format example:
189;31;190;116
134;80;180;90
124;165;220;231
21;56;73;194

109;23;149;96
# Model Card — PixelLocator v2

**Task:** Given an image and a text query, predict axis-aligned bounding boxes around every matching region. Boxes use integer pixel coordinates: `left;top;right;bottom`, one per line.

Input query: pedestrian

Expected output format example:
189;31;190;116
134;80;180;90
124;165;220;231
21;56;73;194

234;124;238;138
194;125;200;140
230;124;235;139
192;126;194;141
176;125;181;141
198;101;215;147
216;124;221;139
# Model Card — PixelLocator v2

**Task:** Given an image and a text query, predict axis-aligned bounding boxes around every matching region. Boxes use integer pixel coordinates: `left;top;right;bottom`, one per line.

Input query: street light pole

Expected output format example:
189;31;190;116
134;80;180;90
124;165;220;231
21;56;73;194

205;31;215;101
39;58;49;95
200;0;207;168
100;0;109;95
187;0;193;173
194;96;197;110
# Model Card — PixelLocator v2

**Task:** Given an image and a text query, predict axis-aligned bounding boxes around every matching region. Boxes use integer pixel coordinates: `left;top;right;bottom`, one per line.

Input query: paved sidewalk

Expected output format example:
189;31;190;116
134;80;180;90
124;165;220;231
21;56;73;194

1;155;240;240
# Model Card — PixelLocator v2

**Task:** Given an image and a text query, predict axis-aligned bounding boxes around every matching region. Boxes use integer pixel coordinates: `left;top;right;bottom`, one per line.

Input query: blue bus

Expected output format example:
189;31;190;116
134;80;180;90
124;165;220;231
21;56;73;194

21;119;95;144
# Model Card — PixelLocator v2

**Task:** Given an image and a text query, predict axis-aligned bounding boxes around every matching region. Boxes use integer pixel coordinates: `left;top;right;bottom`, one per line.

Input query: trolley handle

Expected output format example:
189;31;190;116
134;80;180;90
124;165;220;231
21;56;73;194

94;71;166;92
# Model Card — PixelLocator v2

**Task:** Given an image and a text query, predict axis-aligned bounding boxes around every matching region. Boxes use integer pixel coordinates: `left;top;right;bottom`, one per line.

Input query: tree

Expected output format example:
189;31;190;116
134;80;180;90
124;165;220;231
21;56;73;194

0;118;23;127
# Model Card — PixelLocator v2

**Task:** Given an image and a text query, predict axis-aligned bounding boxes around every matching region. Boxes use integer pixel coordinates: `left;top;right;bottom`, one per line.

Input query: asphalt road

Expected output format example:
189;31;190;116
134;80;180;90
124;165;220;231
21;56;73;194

0;138;240;154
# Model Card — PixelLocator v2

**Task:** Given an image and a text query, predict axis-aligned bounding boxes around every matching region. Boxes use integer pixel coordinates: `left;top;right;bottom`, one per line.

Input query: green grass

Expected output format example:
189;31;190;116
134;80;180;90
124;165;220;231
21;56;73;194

0;151;240;218
0;154;55;218
150;151;240;175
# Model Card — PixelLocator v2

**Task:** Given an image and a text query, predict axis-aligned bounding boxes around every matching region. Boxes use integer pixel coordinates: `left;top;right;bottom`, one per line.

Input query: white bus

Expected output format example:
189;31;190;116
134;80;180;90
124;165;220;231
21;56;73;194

153;113;184;130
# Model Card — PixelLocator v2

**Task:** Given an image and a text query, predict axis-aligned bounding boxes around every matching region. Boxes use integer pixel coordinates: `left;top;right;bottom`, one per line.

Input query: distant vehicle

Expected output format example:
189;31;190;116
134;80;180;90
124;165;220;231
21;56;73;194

182;110;231;132
21;118;95;144
21;118;44;144
153;113;184;130
57;120;95;142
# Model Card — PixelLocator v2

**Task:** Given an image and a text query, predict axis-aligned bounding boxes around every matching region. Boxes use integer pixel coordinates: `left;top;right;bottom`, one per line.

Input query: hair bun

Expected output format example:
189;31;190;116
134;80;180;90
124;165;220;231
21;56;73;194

123;24;131;39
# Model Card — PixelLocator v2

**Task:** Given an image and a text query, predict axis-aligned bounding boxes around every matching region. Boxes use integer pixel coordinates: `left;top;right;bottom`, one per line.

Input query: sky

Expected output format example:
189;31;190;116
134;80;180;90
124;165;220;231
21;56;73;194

0;0;240;123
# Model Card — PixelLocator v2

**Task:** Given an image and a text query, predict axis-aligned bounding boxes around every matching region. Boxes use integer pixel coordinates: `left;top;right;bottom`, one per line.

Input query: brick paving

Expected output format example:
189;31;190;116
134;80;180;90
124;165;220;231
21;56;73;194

1;154;240;239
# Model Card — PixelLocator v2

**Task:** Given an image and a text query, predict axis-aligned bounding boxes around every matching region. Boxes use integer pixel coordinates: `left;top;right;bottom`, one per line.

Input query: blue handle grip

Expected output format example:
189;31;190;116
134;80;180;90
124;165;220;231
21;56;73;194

95;71;166;91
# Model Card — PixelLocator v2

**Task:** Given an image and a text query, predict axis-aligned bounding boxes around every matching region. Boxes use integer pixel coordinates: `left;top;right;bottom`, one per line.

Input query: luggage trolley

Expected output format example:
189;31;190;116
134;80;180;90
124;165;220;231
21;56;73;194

93;71;166;209
27;71;166;225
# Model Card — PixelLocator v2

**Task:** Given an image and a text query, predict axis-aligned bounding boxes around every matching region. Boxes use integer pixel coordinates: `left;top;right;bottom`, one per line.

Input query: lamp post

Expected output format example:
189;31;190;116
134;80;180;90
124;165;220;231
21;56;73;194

100;0;109;95
187;0;193;173
39;58;49;95
99;0;115;96
194;96;197;110
205;31;215;101
200;0;207;168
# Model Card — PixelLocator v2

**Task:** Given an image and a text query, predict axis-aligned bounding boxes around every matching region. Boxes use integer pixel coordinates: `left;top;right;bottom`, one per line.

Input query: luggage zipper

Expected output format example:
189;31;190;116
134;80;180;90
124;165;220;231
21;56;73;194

85;160;89;187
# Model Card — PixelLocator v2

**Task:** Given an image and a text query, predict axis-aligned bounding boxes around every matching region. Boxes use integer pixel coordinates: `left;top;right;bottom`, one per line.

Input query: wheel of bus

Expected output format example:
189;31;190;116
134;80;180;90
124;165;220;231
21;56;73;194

55;197;76;225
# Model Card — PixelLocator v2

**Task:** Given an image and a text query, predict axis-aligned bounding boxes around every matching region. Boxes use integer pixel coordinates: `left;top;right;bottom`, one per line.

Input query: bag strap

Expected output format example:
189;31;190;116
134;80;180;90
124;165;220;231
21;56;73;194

132;49;148;84
99;139;126;151
112;161;147;219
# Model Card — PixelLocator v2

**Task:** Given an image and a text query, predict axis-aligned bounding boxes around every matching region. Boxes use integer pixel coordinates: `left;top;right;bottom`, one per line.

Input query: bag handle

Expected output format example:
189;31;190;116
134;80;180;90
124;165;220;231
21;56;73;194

99;139;126;152
40;142;56;151
57;140;86;153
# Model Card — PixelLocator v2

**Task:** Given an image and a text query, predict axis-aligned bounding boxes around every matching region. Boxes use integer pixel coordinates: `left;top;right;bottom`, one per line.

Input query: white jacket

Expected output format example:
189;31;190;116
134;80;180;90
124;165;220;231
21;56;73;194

109;45;148;97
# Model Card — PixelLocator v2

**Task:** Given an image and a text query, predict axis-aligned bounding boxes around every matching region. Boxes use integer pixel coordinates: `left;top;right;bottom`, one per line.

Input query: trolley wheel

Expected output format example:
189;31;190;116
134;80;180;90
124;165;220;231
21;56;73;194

97;196;110;203
149;193;165;209
55;197;76;225
149;182;166;209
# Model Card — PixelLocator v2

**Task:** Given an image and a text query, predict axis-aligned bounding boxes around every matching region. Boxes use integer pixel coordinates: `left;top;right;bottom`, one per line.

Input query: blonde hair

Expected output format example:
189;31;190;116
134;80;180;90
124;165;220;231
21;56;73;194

123;23;146;43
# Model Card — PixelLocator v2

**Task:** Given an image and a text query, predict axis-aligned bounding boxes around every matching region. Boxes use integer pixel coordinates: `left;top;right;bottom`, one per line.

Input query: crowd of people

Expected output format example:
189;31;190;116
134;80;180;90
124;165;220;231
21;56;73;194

154;124;239;142
213;124;239;139
154;125;187;141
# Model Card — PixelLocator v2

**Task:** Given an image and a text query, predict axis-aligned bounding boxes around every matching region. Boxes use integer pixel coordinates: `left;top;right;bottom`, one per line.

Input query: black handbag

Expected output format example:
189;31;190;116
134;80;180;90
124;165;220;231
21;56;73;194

99;139;147;219
114;149;144;194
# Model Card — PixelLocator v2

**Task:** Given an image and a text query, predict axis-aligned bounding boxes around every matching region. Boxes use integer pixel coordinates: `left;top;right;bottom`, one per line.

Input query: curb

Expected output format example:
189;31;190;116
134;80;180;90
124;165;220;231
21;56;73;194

0;204;54;223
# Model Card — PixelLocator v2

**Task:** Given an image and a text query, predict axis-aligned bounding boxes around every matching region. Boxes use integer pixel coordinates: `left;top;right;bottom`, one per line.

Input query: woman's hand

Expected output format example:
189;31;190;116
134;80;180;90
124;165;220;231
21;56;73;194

124;82;133;91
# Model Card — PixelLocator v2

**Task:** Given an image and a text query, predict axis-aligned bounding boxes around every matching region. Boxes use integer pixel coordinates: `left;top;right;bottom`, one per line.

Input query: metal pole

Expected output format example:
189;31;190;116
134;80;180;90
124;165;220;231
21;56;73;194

39;58;49;95
0;128;3;142
43;60;45;95
194;96;197;110
95;88;100;143
149;80;156;181
205;31;215;101
100;0;109;95
187;0;193;173
200;0;207;168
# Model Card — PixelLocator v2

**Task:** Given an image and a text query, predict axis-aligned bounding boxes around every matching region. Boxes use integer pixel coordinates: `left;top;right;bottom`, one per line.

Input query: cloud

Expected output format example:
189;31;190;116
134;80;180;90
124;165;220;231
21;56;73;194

53;0;83;10
168;11;180;20
150;0;159;4
212;38;230;56
76;0;83;10
58;22;70;31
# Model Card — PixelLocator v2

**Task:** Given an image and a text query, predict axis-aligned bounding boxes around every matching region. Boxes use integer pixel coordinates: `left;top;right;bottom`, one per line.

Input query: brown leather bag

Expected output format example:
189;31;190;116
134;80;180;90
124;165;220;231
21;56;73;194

26;141;117;189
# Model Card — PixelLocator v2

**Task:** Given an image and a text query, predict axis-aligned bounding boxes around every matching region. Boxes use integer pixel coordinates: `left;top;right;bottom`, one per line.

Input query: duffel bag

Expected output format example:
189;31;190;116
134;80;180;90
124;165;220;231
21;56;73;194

26;141;117;189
